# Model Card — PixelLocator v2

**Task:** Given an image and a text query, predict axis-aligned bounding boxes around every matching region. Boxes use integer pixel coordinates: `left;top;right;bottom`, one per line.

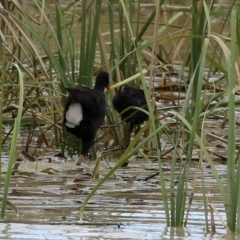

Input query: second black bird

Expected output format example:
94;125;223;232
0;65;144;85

112;84;149;147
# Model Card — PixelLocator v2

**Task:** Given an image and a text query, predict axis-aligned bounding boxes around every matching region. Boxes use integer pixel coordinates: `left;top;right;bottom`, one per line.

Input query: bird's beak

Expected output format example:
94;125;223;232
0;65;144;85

104;84;111;93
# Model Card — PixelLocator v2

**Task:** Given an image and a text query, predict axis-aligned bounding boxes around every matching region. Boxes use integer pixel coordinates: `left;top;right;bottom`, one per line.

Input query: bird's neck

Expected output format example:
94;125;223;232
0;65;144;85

94;83;105;92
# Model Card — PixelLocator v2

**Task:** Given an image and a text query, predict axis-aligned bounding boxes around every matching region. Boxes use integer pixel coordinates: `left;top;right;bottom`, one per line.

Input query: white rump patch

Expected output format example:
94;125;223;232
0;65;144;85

65;103;83;128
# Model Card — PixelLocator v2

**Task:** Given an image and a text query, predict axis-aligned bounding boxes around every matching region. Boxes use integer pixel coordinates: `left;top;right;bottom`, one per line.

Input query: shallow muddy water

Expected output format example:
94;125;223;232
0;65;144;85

0;157;237;239
0;222;236;239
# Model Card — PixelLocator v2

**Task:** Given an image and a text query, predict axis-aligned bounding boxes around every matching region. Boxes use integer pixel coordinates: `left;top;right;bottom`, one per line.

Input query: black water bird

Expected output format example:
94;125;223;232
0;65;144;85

112;84;149;147
63;71;109;165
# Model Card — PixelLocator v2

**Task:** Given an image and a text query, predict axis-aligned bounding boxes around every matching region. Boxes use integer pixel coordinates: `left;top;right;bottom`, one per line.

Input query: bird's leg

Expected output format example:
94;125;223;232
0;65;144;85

123;123;134;148
123;128;130;149
77;139;93;165
133;125;141;146
76;154;84;166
